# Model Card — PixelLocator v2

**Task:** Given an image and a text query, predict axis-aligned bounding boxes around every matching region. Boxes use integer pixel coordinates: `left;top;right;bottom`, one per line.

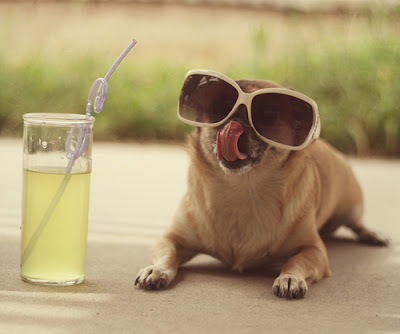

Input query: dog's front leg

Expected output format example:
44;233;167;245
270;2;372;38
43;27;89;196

272;237;331;299
135;234;197;290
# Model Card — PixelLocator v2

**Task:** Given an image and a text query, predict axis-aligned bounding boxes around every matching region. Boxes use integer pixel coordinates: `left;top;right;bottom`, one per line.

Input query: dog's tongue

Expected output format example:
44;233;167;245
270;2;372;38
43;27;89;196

217;121;248;162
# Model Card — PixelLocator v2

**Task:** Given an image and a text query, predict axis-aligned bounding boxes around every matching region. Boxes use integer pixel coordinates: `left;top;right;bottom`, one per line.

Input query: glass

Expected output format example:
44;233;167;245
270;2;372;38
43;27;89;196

21;113;94;286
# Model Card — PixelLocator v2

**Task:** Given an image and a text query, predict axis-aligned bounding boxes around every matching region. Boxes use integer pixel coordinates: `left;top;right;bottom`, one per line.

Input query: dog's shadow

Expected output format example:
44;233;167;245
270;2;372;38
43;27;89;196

171;235;394;290
172;255;282;290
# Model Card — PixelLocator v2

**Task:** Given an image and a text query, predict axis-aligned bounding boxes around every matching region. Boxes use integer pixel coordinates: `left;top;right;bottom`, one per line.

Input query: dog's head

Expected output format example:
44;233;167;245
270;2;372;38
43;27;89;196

195;79;291;175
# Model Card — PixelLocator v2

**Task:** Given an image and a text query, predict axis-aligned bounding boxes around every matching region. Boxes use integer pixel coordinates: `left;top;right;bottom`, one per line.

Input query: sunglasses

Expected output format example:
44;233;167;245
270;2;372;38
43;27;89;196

178;69;320;150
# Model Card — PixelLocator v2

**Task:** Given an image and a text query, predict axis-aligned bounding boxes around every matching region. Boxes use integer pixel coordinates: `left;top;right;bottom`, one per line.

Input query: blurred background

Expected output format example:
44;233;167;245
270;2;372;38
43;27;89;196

1;0;399;156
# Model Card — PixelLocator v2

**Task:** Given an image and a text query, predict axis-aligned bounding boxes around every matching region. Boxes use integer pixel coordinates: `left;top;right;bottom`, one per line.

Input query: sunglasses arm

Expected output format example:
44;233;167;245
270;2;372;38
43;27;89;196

313;115;321;139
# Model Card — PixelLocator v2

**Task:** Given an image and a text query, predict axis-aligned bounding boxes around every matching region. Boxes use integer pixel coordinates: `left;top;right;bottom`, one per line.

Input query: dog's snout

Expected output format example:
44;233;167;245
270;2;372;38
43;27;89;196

230;104;250;133
232;104;248;120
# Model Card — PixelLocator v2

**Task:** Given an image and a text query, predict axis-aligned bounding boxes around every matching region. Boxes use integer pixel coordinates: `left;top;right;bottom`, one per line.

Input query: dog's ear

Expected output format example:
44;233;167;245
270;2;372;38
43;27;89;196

236;79;282;93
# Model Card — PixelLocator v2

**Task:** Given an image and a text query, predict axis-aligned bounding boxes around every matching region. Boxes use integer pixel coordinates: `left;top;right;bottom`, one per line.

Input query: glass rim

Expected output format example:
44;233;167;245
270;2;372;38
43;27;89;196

23;113;95;125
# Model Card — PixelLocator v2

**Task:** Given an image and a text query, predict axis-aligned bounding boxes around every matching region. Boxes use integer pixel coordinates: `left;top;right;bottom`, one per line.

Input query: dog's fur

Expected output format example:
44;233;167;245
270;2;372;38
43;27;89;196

135;78;387;298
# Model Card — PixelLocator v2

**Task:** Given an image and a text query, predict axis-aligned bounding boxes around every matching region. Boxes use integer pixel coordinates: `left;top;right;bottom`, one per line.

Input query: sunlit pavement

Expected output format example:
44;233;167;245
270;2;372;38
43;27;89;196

1;138;399;333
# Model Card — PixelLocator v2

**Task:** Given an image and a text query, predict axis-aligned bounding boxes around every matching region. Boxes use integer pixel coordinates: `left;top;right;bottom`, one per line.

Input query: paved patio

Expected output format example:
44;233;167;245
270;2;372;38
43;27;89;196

0;138;399;333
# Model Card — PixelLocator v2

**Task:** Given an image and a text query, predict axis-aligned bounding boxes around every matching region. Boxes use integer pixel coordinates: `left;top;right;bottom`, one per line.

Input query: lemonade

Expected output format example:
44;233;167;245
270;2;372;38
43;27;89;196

21;168;91;285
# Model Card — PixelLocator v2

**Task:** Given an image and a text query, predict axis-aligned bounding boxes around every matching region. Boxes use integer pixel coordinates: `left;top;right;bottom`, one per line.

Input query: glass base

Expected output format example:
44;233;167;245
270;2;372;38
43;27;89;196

21;275;84;286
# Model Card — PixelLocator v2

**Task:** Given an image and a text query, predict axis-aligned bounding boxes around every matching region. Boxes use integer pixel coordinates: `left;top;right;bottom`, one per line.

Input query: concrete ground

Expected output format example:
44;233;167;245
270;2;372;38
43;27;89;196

0;138;399;333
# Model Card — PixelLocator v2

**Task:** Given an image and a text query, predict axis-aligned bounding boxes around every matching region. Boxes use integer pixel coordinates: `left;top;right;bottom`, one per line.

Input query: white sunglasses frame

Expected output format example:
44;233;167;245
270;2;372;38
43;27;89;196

177;69;321;151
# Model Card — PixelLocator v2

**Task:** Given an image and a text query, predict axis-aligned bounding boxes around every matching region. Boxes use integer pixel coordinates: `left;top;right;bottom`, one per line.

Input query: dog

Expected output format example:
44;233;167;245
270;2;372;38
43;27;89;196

135;71;388;298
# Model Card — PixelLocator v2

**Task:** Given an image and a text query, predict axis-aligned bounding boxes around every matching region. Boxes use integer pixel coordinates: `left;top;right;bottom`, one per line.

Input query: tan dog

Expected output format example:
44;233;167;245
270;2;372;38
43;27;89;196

135;76;387;299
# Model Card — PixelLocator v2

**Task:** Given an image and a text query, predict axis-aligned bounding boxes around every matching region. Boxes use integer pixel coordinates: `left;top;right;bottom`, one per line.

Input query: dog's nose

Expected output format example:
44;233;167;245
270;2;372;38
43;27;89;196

228;104;251;135
217;121;248;162
231;104;249;124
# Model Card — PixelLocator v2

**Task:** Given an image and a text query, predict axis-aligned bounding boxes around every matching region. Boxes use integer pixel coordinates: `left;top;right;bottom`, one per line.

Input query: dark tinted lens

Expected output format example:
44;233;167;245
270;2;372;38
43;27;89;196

251;93;314;146
179;74;239;124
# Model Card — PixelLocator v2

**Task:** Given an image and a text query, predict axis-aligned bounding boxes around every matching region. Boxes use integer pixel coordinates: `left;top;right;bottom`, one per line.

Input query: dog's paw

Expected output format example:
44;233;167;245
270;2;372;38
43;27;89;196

135;265;174;290
272;274;308;299
357;230;389;247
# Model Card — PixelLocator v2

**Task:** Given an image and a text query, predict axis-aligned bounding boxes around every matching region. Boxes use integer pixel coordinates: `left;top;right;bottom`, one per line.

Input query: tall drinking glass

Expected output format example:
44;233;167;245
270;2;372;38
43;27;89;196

21;113;94;285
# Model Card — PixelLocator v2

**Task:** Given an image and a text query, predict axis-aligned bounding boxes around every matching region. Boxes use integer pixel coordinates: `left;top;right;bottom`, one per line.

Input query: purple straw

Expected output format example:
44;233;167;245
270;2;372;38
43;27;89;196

65;39;137;173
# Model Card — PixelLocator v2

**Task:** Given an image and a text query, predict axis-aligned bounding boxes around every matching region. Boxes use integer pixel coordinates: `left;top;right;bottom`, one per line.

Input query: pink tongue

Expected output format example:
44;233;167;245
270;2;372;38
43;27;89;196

217;121;248;162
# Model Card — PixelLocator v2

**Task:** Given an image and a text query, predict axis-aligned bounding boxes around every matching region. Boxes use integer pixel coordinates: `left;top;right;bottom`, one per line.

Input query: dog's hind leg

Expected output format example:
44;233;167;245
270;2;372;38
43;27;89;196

337;204;389;246
350;223;389;246
319;218;342;239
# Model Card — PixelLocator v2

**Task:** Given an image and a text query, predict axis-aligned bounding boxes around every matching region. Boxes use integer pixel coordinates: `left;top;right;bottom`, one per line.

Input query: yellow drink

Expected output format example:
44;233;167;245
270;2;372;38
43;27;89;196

21;168;91;285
